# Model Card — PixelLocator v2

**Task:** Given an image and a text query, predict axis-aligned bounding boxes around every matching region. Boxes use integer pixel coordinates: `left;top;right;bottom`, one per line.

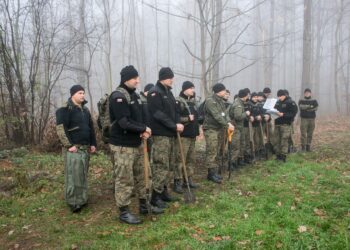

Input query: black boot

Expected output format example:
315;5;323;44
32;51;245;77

244;155;252;164
139;199;164;215
173;179;183;194
184;177;198;189
280;154;286;162
69;204;82;213
237;157;247;167
150;190;168;209
306;145;311;152
119;206;142;224
161;186;178;202
207;168;222;184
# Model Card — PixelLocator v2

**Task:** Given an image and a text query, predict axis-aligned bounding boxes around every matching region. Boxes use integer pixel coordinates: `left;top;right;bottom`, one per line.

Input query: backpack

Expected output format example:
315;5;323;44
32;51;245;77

97;87;131;143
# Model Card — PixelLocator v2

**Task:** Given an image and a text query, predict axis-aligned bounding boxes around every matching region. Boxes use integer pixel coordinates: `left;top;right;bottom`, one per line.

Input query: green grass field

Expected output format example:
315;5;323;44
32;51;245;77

1;118;350;249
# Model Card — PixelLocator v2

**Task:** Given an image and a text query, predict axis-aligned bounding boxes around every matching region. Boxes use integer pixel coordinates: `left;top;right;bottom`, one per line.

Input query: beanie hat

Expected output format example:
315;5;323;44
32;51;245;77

244;88;251;94
120;65;139;84
159;67;174;81
284;89;289;96
304;88;311;93
263;87;271;94
70;84;85;96
238;89;248;98
251;92;258;98
212;83;226;93
182;81;195;92
144;83;154;92
277;89;286;97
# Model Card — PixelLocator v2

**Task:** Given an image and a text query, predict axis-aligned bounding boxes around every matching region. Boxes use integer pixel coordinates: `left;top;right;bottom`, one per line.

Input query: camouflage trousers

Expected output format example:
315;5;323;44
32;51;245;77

288;123;295;148
109;144;151;207
273;124;292;156
63;147;90;206
300;118;315;146
174;137;196;179
253;126;264;152
151;136;176;193
204;129;225;169
229;127;245;161
244;126;252;156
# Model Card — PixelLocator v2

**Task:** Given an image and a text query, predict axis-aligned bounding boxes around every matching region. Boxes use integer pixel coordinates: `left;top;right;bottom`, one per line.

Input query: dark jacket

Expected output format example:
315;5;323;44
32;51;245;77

147;81;180;137
298;97;318;119
250;101;264;127
274;97;298;125
56;98;96;147
176;92;199;138
109;83;147;147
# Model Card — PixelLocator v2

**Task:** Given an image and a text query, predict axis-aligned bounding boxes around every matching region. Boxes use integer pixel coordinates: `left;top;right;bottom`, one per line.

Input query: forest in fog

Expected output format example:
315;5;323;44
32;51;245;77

1;0;350;145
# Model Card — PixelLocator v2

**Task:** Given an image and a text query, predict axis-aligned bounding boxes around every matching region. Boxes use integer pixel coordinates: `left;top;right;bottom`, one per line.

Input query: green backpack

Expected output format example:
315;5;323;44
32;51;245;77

97;87;131;143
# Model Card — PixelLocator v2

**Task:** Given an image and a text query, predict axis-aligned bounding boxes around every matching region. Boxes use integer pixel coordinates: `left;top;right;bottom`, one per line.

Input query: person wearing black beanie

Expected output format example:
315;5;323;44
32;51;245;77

159;67;174;81
140;83;155;156
273;88;298;163
70;84;85;97
120;65;139;84
173;81;199;192
109;66;164;224
147;67;184;206
202;82;234;183
263;87;271;98
227;89;251;168
298;88;318;152
56;84;96;213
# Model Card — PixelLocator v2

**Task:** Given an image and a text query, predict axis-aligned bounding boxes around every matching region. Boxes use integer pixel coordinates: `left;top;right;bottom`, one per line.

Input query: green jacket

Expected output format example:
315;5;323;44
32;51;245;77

203;94;230;130
228;97;247;130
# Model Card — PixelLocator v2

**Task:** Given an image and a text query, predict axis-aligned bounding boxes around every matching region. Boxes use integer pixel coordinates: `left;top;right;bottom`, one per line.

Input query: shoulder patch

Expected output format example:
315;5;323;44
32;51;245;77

151;93;156;96
117;98;123;103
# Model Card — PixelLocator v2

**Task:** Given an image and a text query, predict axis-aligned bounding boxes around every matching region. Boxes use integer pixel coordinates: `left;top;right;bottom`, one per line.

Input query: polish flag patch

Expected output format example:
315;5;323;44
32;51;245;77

117;98;123;102
151;93;156;96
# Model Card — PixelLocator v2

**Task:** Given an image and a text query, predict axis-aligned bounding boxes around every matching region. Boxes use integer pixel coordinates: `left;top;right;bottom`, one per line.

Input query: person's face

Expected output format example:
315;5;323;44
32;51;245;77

125;77;140;89
252;96;258;103
184;87;195;97
216;89;227;98
278;95;286;101
161;78;174;87
304;91;311;98
258;96;264;102
72;90;85;104
264;93;271;98
224;92;230;100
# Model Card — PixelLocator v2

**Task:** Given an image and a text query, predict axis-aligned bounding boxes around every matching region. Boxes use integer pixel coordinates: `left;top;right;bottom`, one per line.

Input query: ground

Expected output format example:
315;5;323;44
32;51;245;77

0;116;350;249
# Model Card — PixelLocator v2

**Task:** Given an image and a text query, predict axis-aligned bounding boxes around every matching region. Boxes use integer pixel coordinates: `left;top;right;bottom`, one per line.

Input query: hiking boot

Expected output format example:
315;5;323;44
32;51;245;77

207;168;222;184
161;186;178;202
173;179;183;194
139;199;164;215
183;177;199;189
119;206;142;224
151;190;168;209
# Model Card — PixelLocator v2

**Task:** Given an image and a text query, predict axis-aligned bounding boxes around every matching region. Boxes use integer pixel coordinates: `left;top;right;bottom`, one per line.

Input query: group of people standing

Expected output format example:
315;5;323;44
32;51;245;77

55;65;318;225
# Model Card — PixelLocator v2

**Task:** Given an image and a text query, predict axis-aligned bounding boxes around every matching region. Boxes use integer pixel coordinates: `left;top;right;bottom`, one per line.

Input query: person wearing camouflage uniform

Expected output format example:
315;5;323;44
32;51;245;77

273;89;298;162
250;92;265;159
203;83;234;183
173;81;199;193
298;88;318;152
109;66;163;225
56;85;97;213
228;89;250;169
147;67;184;208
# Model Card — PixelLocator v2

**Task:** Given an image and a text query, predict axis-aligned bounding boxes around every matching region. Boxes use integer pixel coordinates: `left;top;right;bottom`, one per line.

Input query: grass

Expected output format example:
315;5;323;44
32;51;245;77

1;118;350;249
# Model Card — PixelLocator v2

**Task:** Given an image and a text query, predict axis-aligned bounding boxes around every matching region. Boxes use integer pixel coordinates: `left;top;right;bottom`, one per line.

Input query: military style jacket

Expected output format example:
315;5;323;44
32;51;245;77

298;97;318;119
274;97;298;125
203;94;230;130
176;92;199;138
109;83;147;147
228;97;247;130
147;81;180;137
56;99;96;148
